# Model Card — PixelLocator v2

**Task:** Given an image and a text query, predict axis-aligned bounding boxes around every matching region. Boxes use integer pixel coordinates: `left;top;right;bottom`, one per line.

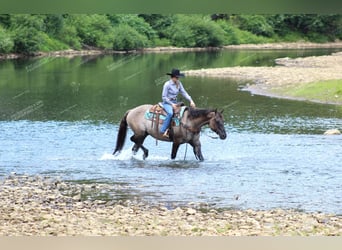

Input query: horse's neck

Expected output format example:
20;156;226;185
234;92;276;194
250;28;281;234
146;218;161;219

184;110;214;132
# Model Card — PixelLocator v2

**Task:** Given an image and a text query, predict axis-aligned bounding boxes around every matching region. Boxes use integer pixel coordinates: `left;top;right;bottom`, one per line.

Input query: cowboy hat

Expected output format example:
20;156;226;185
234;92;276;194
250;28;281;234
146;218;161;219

166;68;185;78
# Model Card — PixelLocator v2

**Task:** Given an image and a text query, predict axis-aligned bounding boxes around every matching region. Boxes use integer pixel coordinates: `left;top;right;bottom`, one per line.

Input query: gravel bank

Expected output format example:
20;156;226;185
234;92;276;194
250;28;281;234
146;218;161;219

0;174;341;236
185;51;342;105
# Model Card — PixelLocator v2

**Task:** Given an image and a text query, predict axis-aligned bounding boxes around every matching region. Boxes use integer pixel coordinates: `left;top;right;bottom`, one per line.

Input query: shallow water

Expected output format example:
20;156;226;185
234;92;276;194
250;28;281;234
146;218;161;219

1;48;342;213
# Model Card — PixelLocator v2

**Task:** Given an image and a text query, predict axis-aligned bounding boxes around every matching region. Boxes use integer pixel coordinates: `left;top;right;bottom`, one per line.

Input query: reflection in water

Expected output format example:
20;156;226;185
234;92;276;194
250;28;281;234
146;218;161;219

1;49;342;213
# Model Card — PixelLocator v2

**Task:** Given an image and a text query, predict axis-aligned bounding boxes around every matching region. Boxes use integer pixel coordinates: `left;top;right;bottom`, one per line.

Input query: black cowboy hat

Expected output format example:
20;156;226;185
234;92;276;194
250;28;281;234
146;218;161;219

166;68;185;78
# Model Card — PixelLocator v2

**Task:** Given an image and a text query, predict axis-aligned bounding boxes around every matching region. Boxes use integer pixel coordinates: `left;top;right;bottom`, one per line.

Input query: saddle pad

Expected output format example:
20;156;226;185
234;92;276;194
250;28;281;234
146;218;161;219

144;106;187;127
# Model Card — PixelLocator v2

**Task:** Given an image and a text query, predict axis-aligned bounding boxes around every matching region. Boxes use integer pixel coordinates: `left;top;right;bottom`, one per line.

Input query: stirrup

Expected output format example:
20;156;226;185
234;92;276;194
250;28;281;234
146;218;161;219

162;129;170;138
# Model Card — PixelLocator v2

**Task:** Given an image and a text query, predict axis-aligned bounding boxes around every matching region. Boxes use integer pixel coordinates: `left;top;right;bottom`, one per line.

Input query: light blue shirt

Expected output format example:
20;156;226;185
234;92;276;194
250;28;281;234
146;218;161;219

162;79;192;105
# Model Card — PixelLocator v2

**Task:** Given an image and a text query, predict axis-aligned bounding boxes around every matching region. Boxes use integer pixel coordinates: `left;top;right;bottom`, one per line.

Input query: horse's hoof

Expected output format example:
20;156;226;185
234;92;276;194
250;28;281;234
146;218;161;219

143;151;149;160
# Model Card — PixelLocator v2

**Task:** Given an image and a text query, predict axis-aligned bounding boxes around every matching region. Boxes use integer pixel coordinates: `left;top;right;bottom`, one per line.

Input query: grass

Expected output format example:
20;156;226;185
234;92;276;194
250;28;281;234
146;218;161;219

277;80;342;104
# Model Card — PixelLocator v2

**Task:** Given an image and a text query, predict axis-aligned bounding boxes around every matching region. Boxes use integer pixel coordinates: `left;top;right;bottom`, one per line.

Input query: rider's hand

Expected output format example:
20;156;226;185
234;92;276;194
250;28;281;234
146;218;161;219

172;104;178;109
190;101;196;108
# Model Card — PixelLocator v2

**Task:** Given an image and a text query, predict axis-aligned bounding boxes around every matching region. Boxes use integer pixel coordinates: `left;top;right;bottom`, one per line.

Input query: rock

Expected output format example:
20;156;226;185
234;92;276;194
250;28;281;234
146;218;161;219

1;174;342;236
324;129;341;135
186;208;197;216
72;194;82;201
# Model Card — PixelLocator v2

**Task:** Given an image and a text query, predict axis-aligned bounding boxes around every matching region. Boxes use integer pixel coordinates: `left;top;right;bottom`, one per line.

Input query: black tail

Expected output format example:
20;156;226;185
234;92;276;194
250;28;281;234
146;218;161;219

113;111;129;155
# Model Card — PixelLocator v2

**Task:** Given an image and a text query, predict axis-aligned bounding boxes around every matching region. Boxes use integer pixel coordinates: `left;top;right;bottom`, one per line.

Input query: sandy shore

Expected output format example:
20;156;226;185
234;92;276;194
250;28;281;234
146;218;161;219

185;51;342;105
0;174;341;236
223;42;342;49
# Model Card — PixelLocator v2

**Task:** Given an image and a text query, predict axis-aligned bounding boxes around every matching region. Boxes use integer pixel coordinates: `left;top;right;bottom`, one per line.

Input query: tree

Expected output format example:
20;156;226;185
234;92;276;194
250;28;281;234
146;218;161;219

139;14;175;38
44;15;64;36
0;26;14;53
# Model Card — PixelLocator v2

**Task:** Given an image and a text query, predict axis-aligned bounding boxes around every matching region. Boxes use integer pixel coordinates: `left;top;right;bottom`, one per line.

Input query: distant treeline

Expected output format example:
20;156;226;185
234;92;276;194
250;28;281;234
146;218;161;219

0;14;341;54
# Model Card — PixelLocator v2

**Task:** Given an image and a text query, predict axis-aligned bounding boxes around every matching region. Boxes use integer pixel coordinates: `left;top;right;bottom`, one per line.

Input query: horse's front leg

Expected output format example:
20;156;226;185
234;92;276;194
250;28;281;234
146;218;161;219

171;142;180;160
190;140;204;162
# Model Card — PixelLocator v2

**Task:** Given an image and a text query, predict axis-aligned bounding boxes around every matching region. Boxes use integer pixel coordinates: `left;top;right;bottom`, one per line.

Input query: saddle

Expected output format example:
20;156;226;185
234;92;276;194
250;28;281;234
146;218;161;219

145;102;186;128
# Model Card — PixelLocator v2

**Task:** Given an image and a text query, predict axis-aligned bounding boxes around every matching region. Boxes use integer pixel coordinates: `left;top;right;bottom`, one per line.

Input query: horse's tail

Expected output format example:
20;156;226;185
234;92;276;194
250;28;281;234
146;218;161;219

113;111;129;155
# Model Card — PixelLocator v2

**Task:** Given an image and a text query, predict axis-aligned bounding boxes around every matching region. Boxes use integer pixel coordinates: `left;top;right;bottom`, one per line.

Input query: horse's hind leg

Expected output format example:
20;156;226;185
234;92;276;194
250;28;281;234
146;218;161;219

140;145;149;160
130;134;149;159
131;144;139;155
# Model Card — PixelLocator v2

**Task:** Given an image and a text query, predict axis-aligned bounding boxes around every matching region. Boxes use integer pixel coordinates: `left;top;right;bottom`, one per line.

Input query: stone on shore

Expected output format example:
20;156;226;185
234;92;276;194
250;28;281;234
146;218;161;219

0;175;341;236
324;129;341;135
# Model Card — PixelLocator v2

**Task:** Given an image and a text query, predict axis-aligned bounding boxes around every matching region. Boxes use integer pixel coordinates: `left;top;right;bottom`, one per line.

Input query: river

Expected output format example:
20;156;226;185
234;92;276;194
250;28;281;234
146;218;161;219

0;48;341;214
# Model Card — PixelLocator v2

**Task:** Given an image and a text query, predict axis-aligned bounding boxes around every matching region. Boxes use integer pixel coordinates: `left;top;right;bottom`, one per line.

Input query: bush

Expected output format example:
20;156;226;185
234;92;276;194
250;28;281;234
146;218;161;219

154;38;171;47
68;14;114;49
307;32;331;43
57;24;81;50
235;15;274;37
11;27;44;53
112;14;157;45
216;20;239;45
44;15;64;36
39;33;69;51
166;15;226;47
10;14;45;31
0;26;14;53
112;24;149;50
232;26;273;44
139;14;175;38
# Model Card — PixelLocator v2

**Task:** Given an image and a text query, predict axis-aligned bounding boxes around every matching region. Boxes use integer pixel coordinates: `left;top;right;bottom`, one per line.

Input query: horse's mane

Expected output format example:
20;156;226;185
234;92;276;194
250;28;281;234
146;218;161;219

187;107;215;118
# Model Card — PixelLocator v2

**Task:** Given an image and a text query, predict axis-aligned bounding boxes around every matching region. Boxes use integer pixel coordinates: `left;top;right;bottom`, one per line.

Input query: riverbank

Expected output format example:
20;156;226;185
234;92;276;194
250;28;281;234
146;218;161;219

185;50;342;105
0;46;221;60
2;41;342;60
0;174;341;236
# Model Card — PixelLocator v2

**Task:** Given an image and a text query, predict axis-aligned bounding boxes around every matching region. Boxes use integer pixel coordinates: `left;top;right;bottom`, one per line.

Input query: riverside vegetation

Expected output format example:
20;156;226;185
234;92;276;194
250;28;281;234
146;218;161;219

0;174;341;236
1;14;342;55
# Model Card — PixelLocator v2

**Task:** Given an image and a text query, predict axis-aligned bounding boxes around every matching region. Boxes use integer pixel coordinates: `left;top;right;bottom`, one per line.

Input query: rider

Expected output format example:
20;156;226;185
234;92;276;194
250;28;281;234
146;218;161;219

160;68;196;137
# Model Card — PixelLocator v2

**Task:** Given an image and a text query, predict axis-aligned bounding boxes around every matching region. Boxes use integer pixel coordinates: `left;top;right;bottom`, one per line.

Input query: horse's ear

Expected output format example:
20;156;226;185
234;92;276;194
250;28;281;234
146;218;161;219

220;109;224;114
214;108;217;113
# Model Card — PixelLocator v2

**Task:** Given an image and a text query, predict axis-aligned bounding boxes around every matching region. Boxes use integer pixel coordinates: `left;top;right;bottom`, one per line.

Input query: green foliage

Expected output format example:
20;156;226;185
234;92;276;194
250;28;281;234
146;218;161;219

278;79;342;103
68;14;114;49
0;14;341;54
232;27;273;44
139;14;175;38
113;14;157;44
217;20;272;45
216;20;239;45
112;24;149;51
57;24;81;50
268;14;342;41
275;31;307;42
235;15;274;37
44;15;64;36
10;14;45;31
0;26;14;53
166;15;226;47
11;27;44;53
154;38;171;47
39;33;69;52
0;14;11;28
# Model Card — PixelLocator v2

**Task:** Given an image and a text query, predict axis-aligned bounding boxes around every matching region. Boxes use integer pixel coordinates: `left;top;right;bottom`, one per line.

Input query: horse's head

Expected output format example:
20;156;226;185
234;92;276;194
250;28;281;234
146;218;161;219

209;109;227;140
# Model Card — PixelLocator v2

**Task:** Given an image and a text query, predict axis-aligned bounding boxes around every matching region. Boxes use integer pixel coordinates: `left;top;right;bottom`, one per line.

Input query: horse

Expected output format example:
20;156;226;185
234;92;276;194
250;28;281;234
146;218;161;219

113;104;227;161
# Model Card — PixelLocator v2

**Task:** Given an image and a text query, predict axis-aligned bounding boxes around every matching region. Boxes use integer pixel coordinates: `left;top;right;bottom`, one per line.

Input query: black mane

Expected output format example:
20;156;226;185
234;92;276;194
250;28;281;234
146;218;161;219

187;107;215;118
